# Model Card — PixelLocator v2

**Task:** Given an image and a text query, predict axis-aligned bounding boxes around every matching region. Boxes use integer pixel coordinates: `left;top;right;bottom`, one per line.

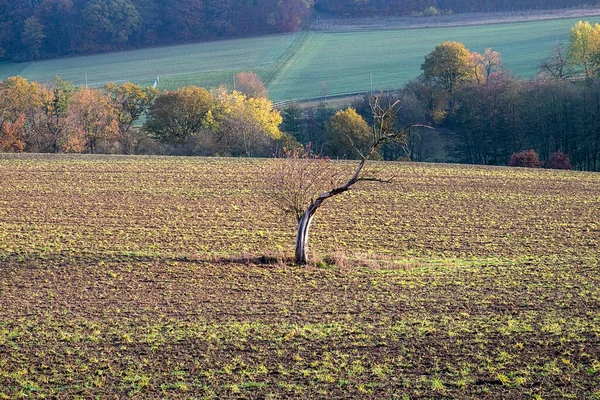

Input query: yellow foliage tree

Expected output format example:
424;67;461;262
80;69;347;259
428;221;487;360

325;107;371;159
567;20;600;78
421;41;477;92
210;88;282;156
0;76;44;151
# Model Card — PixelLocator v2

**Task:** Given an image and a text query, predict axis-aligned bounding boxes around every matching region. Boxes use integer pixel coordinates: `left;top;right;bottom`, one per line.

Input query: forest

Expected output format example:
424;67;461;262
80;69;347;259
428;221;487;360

1;0;599;61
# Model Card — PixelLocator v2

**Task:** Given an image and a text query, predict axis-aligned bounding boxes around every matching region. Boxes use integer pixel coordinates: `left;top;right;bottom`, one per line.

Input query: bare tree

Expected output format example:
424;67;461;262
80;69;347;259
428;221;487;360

268;96;430;264
539;43;570;81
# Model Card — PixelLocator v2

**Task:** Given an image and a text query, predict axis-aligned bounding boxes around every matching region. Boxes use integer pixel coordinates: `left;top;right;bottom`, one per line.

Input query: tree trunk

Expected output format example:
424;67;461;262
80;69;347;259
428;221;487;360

295;202;319;264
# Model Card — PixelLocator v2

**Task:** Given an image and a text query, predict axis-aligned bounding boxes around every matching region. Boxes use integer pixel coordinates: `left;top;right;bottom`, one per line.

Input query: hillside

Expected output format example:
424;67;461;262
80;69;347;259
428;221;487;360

1;15;600;102
1;0;596;62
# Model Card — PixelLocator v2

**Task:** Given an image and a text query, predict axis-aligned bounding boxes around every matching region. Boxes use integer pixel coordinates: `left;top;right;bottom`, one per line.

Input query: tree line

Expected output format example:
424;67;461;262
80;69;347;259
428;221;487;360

2;0;599;61
3;21;600;170
315;0;598;16
280;22;600;171
0;72;285;156
0;0;314;61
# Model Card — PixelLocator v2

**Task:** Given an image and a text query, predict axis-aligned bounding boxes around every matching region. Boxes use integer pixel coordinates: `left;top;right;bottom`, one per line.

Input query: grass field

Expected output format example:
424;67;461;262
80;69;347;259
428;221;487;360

1;16;600;102
0;154;599;398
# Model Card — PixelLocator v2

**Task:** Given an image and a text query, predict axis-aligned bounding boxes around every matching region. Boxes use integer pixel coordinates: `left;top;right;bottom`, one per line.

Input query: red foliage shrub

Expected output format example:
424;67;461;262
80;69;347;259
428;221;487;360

509;149;541;168
0;114;26;152
546;151;572;170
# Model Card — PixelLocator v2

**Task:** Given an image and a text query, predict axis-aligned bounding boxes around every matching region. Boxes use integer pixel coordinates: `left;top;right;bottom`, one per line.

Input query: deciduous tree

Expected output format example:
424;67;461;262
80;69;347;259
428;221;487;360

64;88;119;153
105;82;158;133
539;43;570;81
0;76;44;151
567;20;600;78
234;71;268;99
208;88;282;156
509;149;541;168
421;41;476;92
324;107;371;159
0;114;26;152
470;48;502;83
268;96;429;264
37;77;74;152
143;86;213;144
546;151;572;169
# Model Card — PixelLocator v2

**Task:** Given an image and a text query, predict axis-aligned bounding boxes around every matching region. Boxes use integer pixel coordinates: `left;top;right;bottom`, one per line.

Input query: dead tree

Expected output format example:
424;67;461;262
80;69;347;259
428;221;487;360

269;96;430;264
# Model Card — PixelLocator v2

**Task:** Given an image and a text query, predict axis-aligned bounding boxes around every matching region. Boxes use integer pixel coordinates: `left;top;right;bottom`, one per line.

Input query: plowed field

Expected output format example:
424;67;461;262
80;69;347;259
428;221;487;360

1;154;599;398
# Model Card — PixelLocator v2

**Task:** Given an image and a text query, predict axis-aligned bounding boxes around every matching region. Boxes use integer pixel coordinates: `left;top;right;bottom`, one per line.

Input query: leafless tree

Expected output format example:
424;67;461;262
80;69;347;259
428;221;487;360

539;43;570;81
268;96;430;264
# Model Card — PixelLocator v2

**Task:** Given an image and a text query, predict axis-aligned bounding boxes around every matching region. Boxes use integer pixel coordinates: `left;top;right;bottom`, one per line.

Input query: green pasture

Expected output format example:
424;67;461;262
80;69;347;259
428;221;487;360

0;16;598;101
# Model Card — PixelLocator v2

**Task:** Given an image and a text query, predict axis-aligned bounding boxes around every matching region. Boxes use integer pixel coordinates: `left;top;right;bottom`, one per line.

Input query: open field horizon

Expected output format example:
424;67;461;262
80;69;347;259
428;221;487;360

2;14;600;102
1;154;599;397
1;154;599;260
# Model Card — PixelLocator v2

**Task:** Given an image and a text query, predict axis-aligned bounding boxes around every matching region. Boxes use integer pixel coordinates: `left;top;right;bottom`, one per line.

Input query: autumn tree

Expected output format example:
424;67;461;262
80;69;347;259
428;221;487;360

0;76;42;122
546;151;572;170
470;48;502;84
0;76;44;151
421;41;476;92
104;82;157;153
38;77;74;152
105;82;157;132
64;88;120;153
0;114;26;152
269;0;314;32
567;20;600;78
324;107;371;159
234;71;268;99
143;86;213;144
269;96;429;264
208;88;282;156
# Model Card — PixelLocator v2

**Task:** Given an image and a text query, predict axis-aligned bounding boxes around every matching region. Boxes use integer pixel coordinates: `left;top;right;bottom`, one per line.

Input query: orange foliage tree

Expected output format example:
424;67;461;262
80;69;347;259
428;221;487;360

0;114;26;152
64;88;120;153
0;76;44;151
234;71;268;99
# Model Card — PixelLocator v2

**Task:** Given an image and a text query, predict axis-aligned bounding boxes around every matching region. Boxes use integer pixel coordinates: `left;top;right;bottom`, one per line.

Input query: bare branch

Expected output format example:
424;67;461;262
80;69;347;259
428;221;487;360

358;176;394;183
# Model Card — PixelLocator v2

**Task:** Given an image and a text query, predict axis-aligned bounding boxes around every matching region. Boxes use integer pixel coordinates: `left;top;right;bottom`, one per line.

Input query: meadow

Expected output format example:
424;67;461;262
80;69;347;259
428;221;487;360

0;154;599;398
1;16;600;102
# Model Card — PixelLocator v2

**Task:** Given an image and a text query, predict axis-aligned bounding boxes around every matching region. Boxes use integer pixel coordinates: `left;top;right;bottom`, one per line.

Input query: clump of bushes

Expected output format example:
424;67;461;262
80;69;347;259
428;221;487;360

412;6;453;17
546;151;572;170
509;149;541;168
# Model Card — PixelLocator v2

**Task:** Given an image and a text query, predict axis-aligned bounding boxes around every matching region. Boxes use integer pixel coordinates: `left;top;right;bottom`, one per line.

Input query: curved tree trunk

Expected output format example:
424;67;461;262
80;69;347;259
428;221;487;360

288;98;428;264
294;202;319;264
293;158;367;264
